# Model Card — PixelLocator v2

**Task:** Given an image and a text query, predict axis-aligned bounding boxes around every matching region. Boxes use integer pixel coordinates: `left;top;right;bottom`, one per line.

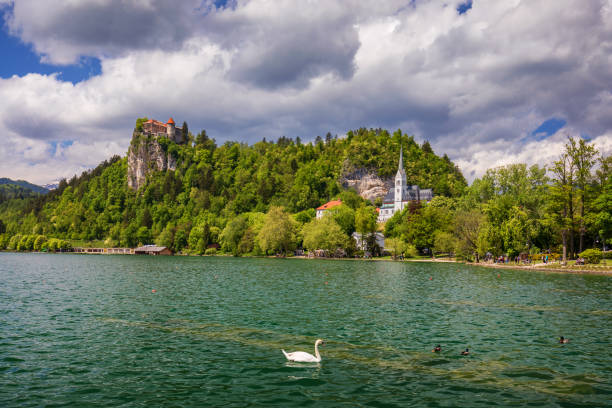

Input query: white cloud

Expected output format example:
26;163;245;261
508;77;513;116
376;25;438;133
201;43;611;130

0;0;611;184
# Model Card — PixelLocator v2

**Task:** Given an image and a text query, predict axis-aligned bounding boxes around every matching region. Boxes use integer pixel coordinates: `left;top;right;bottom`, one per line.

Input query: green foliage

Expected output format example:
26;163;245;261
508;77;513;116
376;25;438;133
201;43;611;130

294;208;316;224
0;126;469;256
433;231;455;256
386;198;453;251
327;204;355;236
220;215;249;256
257;206;298;255
578;248;602;264
135;117;148;132
355;205;378;235
385;237;408;259
302;217;351;252
0;183;42;204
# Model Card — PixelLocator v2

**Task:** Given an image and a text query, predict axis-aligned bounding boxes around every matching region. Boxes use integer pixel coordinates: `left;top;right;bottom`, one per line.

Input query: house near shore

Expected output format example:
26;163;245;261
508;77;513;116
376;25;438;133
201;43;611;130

352;232;386;252
316;200;342;219
377;147;433;223
134;245;173;255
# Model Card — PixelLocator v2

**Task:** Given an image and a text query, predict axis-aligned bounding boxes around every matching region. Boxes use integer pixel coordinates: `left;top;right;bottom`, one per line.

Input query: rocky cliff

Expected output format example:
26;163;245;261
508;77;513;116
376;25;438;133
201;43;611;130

127;133;177;190
340;164;392;202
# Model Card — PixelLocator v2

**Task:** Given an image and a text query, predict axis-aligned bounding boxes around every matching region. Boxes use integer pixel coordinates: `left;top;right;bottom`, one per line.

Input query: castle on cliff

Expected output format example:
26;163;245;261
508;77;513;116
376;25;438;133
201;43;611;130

377;148;433;222
142;117;185;144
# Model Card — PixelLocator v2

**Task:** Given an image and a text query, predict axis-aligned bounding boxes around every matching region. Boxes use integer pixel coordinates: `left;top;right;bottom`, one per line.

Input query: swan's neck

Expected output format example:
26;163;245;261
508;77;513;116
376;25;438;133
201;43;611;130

314;342;321;361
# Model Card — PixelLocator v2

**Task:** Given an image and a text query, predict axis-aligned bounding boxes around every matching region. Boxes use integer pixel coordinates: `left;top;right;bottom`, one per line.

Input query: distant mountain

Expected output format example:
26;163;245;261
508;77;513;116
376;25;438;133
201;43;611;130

42;183;59;191
0;178;49;194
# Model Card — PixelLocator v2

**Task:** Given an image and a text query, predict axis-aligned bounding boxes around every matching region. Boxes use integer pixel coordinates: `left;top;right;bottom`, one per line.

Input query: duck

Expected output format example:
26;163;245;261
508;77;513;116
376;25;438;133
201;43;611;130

461;348;470;355
282;339;324;363
559;336;570;344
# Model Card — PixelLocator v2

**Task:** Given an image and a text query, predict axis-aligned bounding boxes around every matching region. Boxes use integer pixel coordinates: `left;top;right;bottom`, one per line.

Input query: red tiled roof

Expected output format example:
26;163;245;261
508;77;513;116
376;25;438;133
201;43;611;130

316;200;342;211
145;119;167;127
167;117;175;124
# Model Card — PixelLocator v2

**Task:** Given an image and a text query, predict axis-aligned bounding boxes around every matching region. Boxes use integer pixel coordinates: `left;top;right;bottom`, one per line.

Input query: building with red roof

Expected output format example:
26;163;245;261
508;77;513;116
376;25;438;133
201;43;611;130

142;117;184;144
316;200;342;219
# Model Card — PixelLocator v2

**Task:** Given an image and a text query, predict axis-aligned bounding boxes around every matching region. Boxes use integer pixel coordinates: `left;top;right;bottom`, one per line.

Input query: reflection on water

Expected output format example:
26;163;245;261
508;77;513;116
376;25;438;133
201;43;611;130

0;253;610;407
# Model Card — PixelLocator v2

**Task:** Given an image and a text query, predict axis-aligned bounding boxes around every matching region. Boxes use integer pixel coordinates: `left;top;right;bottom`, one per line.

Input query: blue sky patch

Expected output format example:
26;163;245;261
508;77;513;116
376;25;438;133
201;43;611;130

0;9;101;84
531;117;566;140
49;140;74;156
457;1;473;15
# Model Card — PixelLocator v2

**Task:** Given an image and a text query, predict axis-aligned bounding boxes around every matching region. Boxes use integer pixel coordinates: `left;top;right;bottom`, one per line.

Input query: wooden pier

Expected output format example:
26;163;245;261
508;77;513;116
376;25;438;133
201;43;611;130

73;247;134;255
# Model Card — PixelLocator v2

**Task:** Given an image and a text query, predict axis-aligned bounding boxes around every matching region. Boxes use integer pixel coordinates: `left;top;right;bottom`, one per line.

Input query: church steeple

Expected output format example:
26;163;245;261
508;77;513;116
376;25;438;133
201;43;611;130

396;146;406;179
394;145;407;213
398;146;403;170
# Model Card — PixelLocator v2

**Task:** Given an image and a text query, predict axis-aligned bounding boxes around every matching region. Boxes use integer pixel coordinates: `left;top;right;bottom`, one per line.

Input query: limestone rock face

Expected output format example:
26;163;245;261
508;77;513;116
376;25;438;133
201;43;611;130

127;133;177;190
340;167;392;202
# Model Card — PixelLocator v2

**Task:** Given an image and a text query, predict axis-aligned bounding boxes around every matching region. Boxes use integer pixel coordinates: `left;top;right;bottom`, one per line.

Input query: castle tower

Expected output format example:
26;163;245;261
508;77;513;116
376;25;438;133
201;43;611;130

394;146;407;213
166;117;176;142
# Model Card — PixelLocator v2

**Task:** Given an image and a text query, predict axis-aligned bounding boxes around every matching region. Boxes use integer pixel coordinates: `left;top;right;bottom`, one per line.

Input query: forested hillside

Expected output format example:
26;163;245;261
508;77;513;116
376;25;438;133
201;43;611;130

0;126;466;254
0;178;48;204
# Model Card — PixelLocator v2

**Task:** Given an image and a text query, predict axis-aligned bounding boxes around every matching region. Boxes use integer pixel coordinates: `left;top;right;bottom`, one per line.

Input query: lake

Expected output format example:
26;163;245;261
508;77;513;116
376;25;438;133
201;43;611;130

1;253;610;407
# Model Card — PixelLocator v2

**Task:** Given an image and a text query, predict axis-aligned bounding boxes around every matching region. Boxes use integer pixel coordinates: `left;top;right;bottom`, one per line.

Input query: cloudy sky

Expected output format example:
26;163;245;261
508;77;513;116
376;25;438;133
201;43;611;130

0;0;611;185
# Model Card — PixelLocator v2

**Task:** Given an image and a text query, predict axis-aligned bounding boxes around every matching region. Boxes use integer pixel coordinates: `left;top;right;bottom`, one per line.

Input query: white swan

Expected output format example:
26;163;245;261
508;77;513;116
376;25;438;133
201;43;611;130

282;339;324;362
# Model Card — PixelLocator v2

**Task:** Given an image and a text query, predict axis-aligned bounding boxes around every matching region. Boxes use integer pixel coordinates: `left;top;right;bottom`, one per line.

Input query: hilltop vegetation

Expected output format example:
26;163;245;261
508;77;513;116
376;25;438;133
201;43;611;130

0;126;466;255
0;121;608;265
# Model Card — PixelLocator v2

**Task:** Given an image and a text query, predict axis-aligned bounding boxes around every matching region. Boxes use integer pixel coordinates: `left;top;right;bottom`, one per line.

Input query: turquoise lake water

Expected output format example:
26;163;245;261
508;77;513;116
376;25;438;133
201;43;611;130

1;253;611;407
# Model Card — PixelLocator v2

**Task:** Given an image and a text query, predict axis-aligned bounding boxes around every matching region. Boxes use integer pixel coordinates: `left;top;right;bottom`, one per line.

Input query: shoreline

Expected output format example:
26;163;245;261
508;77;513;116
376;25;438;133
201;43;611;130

464;261;612;276
3;250;610;275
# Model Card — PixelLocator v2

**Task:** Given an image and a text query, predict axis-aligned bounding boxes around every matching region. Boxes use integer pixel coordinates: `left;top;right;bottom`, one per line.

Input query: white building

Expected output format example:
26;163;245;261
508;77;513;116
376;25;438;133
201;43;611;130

377;147;433;223
315;200;342;219
352;232;385;251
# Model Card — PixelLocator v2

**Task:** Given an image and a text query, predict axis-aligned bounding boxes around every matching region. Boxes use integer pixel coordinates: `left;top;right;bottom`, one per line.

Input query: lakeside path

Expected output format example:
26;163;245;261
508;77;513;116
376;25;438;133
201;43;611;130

291;255;611;275
410;258;612;276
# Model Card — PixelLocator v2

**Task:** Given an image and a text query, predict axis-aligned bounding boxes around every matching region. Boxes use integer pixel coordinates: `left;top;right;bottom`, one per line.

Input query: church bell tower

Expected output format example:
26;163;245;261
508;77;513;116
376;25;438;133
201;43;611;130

394;146;407;213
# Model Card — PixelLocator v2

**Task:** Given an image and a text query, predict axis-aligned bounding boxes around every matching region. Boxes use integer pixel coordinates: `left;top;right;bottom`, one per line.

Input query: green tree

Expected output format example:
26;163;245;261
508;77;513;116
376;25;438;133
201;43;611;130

135;117;148;132
567;137;597;253
433;231;455;257
220;215;249;256
156;224;175;250
454;209;485;261
137;227;152;245
591;155;612;248
302;217;350;252
327;204;355;236
386;237;407;259
294;208;316;224
550;152;574;265
257;206;298;255
121;223;139;247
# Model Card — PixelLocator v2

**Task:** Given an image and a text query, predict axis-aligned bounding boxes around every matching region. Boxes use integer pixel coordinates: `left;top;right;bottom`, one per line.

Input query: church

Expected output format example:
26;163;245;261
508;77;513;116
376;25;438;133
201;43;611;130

377;148;433;223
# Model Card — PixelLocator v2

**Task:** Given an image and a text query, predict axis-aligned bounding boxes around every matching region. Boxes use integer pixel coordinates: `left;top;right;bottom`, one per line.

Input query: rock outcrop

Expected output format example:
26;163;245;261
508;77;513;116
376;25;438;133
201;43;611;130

127;133;177;190
340;165;392;202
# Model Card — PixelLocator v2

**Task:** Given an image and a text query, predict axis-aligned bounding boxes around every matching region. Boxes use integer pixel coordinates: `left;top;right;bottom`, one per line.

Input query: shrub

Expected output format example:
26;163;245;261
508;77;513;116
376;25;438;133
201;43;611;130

33;235;47;251
0;234;8;249
404;244;419;258
205;247;217;256
579;248;602;264
9;234;22;250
